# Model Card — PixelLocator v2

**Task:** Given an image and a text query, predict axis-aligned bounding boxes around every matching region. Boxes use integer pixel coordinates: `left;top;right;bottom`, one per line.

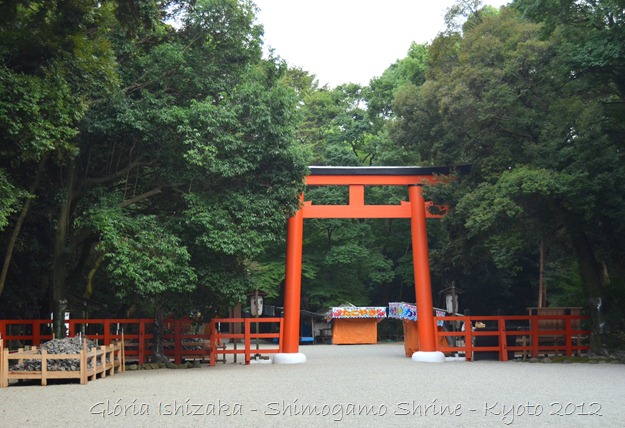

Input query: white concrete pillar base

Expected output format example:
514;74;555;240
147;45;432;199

411;351;446;363
273;353;307;364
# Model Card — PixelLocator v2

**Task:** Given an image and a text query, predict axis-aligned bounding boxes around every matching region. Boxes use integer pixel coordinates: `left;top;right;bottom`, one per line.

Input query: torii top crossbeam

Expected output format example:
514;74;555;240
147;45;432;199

303;165;470;219
306;165;471;185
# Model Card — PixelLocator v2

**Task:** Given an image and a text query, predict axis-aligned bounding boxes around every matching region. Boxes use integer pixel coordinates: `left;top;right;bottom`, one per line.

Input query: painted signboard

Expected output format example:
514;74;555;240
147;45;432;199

329;307;387;319
388;302;445;326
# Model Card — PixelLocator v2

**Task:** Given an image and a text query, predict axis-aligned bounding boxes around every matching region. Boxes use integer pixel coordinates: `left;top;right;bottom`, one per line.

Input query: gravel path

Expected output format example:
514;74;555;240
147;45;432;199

1;343;623;427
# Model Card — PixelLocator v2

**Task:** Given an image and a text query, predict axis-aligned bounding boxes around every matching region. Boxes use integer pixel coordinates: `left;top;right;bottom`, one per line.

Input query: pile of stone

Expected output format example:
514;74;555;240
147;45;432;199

10;336;99;372
162;329;205;351
181;336;205;351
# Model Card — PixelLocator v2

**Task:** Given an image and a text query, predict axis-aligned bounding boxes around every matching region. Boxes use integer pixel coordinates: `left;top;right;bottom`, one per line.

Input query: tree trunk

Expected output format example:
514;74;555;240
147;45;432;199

83;255;104;299
569;228;608;355
0;155;48;298
538;240;546;308
151;306;169;364
51;164;75;338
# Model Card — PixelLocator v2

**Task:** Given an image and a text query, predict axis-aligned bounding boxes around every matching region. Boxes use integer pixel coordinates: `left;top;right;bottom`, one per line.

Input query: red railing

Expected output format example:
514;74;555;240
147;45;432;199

0;318;216;365
1;314;589;364
434;314;590;361
209;317;283;366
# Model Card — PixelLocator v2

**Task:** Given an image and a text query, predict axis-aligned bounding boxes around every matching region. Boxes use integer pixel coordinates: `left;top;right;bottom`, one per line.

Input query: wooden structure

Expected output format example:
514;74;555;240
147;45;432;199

388;302;449;356
1;339;124;387
281;165;469;361
327;307;386;345
331;319;379;344
0;317;283;366
0;318;208;365
402;321;452;357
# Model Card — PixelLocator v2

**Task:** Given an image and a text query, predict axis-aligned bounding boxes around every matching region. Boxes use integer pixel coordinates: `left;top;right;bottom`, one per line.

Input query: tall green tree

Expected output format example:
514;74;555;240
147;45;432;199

0;0;119;301
392;3;625;352
0;0;308;342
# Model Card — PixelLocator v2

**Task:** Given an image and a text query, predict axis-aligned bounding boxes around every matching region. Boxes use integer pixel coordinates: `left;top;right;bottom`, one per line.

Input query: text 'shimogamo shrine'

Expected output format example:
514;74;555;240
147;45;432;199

275;165;469;364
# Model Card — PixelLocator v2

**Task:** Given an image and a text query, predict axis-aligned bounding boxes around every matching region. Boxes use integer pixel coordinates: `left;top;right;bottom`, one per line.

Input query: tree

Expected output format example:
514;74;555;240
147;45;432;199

366;42;430;121
394;3;625;352
0;1;309;343
0;0;119;301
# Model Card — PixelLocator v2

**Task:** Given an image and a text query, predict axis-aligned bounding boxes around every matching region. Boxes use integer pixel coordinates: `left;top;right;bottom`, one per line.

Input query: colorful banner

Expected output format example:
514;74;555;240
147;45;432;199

388;302;446;326
329;307;387;319
388;302;417;321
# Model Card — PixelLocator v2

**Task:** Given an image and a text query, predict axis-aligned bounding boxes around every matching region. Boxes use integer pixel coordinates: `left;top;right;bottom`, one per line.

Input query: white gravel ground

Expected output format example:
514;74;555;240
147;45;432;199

1;343;623;427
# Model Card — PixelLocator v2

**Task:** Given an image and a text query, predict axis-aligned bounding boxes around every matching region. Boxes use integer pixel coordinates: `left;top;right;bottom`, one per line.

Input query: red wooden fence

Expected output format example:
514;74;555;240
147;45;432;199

0;317;284;366
0;318;209;365
0;313;590;364
434;314;590;360
209;317;283;366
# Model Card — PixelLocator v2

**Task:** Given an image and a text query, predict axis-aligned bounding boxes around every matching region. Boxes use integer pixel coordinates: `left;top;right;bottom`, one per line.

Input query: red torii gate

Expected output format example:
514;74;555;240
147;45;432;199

274;165;469;364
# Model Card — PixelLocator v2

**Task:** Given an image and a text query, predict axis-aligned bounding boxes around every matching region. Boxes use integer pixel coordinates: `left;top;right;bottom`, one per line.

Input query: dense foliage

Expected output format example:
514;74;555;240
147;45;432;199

1;0;623;353
0;0;308;339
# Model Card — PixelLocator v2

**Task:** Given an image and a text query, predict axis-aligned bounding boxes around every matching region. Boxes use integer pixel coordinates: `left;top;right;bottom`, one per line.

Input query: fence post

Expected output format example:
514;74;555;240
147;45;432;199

139;320;146;365
104;319;110;346
499;318;508;362
434;319;440;352
68;319;75;337
174;319;181;365
33;321;41;346
244;319;251;365
565;316;572;356
80;346;87;384
279;318;284;352
530;313;539;358
0;338;4;387
209;319;216;366
121;331;126;372
1;343;7;387
40;349;48;386
465;317;473;361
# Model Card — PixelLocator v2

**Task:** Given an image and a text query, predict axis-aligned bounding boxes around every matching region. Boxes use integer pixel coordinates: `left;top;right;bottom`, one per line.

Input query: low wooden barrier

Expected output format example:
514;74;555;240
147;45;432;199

0;339;124;387
434;314;590;361
209;317;283;366
0;318;212;365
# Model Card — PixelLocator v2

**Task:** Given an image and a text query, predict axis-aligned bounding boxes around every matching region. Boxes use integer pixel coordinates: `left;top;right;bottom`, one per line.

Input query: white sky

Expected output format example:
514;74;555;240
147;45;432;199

253;0;510;87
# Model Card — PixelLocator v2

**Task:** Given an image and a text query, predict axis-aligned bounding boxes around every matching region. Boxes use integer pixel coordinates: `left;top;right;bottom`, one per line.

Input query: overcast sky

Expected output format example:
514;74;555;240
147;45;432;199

253;0;510;87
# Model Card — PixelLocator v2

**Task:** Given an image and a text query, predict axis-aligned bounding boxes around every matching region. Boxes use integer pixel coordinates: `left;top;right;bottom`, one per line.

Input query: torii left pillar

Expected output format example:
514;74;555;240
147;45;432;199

409;185;445;363
273;198;307;364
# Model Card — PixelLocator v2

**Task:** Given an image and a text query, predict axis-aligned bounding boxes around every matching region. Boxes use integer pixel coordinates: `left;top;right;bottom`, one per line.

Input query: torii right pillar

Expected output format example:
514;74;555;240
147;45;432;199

409;184;445;362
